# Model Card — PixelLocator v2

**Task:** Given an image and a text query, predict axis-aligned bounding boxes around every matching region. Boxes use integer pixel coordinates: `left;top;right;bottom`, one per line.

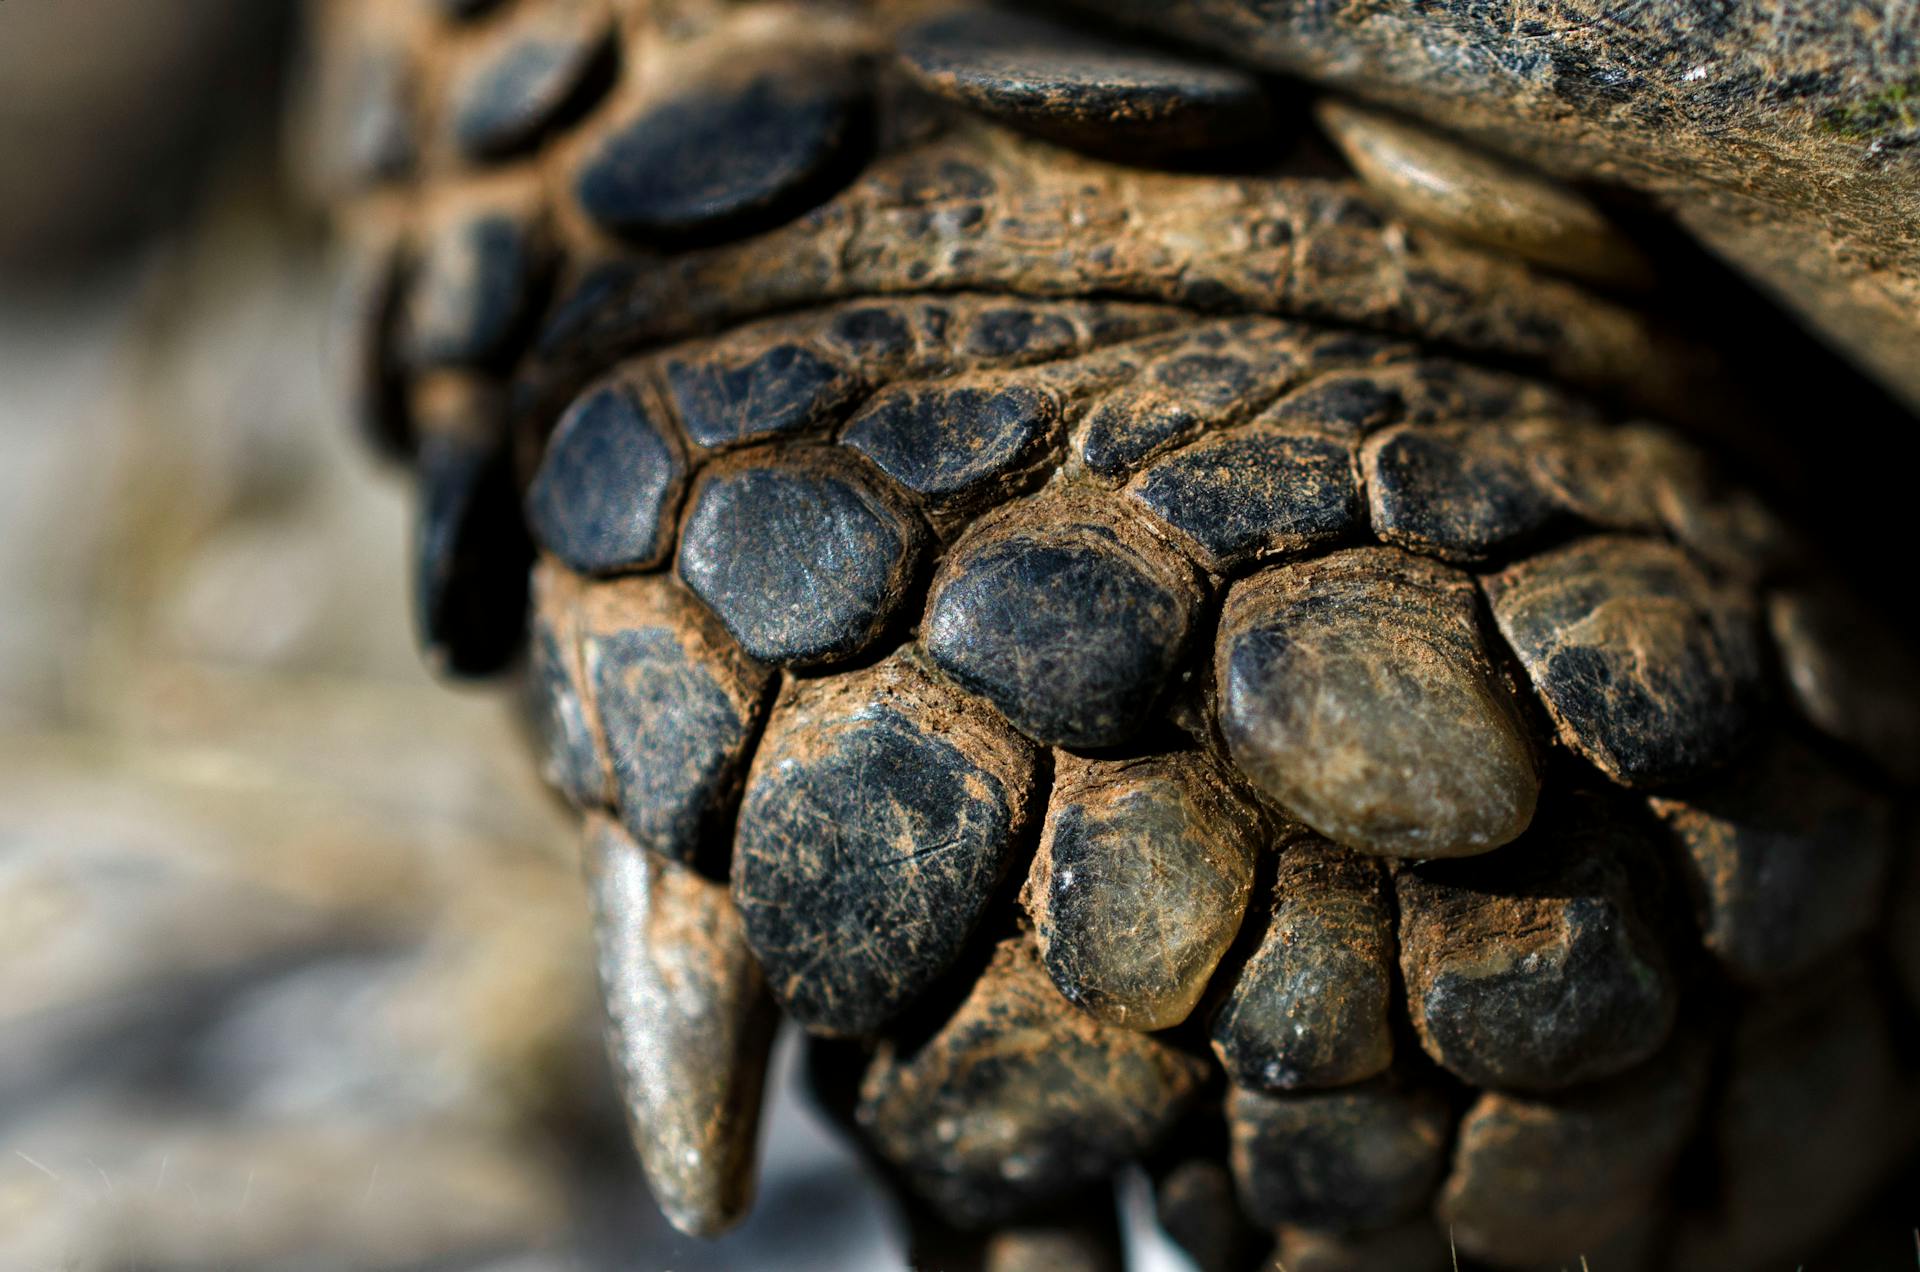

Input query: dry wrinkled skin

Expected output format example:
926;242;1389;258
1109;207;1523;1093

1064;0;1920;412
582;813;777;1237
1216;548;1539;858
856;937;1209;1227
1024;751;1259;1030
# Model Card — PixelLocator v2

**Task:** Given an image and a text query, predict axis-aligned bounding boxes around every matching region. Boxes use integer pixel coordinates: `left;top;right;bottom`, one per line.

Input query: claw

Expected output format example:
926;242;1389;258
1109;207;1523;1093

582;813;777;1236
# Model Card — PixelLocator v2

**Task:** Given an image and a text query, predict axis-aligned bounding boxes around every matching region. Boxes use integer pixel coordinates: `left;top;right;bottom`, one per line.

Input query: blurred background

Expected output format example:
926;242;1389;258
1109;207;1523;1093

0;2;920;1266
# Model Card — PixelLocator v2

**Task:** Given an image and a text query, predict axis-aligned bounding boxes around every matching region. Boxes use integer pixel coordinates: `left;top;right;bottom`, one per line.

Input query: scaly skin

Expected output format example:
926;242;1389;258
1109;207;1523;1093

314;2;1920;1267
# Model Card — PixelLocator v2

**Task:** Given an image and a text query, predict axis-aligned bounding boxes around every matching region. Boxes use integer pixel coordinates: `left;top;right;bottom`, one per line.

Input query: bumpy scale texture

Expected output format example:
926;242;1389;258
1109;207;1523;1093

317;0;1920;1265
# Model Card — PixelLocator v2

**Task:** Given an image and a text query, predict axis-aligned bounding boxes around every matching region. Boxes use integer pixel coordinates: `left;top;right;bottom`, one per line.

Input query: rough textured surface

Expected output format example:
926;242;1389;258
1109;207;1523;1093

572;571;773;869
1130;422;1360;573
844;379;1062;522
664;338;862;451
1437;1036;1709;1266
1227;1077;1451;1232
1486;536;1763;787
312;1;1920;1260
924;491;1198;748
583;813;778;1237
525;375;688;574
1396;796;1676;1092
897;10;1272;162
531;119;1708;417
1362;420;1565;563
1063;0;1920;412
733;651;1036;1036
1024;752;1259;1030
1649;733;1895;983
856;938;1208;1226
1216;548;1538;858
1076;320;1308;481
1212;834;1394;1091
677;447;924;668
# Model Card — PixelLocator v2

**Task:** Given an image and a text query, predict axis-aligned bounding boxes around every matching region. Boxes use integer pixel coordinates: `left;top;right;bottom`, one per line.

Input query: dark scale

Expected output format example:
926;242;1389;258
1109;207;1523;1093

1395;795;1677;1092
1211;834;1394;1091
574;574;774;869
1129;422;1359;572
1078;337;1289;480
895;10;1272;161
403;211;540;368
575;66;871;244
1150;1155;1265;1272
1023;753;1260;1031
963;305;1080;364
449;13;616;161
1363;420;1564;563
411;421;532;678
528;562;611;810
1648;733;1895;984
855;937;1208;1226
825;304;916;365
1261;370;1406;437
1769;586;1920;783
1674;969;1907;1267
1438;1036;1709;1268
1226;1077;1451;1232
731;652;1037;1036
676;448;924;668
1485;535;1764;787
663;341;862;450
1215;549;1538;858
525;377;688;575
923;491;1199;748
841;380;1060;518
